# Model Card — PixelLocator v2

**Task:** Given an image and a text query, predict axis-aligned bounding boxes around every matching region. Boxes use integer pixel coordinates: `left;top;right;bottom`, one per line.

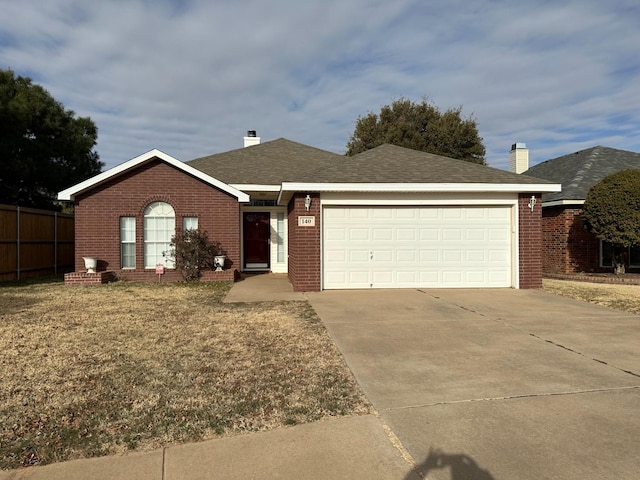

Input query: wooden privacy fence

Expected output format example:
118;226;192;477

0;204;74;282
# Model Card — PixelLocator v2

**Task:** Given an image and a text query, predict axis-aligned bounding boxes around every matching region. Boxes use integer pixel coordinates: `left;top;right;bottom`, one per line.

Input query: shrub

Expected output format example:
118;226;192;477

167;230;222;281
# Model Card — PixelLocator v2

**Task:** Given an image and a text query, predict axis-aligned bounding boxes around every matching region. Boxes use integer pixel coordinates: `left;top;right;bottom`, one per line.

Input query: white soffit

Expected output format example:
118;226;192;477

58;149;250;202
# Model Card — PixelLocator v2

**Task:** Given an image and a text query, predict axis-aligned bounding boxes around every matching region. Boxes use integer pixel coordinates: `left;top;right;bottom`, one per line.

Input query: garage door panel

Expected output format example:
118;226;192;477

442;228;463;241
349;228;369;240
397;250;416;262
323;206;512;289
420;229;440;241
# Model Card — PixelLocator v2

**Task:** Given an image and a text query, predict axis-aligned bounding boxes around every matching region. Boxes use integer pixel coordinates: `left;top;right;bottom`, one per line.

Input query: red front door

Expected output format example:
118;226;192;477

243;212;270;269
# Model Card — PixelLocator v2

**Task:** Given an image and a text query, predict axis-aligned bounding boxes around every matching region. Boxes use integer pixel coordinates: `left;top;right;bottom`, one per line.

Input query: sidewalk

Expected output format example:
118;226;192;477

0;416;417;480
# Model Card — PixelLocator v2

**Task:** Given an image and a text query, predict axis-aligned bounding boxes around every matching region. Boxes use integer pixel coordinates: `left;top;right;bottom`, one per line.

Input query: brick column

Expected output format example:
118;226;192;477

518;193;543;288
287;193;321;291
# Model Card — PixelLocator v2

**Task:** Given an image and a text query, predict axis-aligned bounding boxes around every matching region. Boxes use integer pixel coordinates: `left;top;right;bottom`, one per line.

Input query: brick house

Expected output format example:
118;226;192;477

59;133;560;290
524;145;640;274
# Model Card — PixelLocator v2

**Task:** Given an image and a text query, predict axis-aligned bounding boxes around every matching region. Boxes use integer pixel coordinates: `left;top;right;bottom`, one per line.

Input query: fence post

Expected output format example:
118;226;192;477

54;211;58;275
16;206;20;281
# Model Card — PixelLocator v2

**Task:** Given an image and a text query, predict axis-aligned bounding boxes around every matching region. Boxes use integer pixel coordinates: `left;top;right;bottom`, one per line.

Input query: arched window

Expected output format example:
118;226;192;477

144;202;175;268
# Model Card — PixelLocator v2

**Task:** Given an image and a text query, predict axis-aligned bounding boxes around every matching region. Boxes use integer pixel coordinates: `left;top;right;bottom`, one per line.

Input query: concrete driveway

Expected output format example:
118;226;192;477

307;288;640;480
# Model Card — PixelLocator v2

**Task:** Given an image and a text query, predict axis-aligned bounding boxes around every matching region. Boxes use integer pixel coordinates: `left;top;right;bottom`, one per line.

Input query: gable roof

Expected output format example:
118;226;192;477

524;146;640;205
187;138;344;186
188;141;559;189
58;149;250;202
315;144;556;184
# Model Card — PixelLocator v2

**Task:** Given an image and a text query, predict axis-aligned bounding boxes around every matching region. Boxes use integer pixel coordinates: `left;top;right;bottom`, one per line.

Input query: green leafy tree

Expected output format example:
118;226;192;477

0;69;103;209
346;97;486;164
582;169;640;274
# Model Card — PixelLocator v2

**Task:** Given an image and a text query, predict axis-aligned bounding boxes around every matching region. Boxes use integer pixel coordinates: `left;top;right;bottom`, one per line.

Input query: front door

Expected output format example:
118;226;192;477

243;212;270;269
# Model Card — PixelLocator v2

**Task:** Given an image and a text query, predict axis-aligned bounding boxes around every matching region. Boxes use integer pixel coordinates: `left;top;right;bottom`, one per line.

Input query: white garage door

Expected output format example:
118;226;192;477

323;206;513;289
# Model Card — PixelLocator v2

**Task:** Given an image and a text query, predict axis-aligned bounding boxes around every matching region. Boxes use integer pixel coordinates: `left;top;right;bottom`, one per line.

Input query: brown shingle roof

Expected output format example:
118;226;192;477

187;138;343;185
188;140;557;186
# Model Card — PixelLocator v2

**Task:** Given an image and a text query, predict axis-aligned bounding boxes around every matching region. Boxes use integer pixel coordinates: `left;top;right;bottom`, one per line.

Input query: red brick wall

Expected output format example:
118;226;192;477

287;193;320;291
73;159;240;282
541;206;611;274
518;194;543;288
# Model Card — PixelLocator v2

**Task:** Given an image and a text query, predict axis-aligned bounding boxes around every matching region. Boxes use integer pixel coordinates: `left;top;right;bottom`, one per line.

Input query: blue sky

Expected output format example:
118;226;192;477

2;0;639;173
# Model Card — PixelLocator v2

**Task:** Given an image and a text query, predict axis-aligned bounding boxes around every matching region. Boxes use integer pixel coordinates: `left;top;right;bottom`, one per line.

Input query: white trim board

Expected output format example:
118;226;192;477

58;149;250;202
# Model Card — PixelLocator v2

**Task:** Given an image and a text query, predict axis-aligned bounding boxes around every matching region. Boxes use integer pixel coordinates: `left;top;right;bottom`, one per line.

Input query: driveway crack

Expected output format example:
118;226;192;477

382;385;640;412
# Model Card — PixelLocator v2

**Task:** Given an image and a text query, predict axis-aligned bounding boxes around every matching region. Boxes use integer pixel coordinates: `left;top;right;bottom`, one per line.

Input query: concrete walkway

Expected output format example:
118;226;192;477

222;273;305;303
0;416;416;480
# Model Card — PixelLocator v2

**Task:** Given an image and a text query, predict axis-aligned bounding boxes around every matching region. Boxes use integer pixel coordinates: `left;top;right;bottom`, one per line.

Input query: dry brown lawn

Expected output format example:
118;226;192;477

543;278;640;314
0;278;370;470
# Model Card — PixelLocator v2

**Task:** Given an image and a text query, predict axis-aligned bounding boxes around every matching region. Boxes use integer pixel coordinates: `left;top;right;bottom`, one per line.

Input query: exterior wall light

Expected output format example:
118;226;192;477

528;195;537;212
304;194;312;211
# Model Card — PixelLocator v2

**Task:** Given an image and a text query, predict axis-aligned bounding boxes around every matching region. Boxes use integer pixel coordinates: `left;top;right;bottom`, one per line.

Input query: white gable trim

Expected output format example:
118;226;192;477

58;149;250;202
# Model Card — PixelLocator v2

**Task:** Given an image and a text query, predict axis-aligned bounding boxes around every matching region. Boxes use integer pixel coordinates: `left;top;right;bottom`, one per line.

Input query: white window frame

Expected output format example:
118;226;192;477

120;216;136;269
144;202;175;269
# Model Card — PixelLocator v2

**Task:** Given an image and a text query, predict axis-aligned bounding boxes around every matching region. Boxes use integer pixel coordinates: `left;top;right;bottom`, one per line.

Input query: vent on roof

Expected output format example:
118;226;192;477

243;130;260;148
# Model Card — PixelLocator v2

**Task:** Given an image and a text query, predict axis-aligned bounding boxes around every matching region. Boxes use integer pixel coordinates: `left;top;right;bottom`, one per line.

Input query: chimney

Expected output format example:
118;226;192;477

509;142;529;173
243;130;260;148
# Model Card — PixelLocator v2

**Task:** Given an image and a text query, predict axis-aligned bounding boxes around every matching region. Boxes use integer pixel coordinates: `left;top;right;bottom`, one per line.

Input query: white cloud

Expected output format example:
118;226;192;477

1;0;639;174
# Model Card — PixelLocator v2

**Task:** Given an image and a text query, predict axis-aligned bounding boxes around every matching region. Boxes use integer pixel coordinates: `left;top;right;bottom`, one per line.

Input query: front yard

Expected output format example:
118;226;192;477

543;278;640;314
0;279;370;470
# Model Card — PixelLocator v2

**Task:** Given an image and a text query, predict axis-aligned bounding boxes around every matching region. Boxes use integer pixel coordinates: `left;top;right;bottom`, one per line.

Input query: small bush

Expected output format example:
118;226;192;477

167;230;222;281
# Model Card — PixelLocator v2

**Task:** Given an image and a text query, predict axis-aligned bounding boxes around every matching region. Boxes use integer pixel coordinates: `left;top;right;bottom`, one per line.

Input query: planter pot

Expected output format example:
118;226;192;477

82;256;98;274
214;255;226;271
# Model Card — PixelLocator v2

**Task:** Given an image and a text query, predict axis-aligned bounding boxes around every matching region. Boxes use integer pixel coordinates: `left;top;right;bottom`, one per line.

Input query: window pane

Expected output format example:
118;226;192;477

120;217;136;269
144;202;175;268
630;246;640;266
183;217;198;231
277;212;285;263
601;241;613;267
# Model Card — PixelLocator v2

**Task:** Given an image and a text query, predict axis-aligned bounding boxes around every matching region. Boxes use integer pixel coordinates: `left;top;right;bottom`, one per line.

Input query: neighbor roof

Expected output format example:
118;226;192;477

525;146;640;205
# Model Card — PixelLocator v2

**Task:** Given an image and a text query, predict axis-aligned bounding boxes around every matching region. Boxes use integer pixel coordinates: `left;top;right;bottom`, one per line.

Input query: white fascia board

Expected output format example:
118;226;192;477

279;182;562;194
541;199;585;208
58;148;250;202
230;184;281;192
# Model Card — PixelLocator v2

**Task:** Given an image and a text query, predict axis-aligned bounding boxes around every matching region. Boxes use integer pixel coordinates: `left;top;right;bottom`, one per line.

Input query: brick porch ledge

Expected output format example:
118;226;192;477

544;272;640;285
65;271;118;285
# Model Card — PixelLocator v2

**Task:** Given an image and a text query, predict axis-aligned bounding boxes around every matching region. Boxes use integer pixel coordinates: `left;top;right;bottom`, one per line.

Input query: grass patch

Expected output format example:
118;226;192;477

0;281;370;470
543;279;640;314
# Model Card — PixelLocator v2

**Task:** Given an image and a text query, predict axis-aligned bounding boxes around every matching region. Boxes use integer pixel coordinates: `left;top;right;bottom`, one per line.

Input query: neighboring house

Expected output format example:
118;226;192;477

58;133;560;290
524;145;640;274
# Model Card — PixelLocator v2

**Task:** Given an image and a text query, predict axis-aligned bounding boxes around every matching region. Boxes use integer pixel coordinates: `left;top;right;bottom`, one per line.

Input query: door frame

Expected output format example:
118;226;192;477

240;206;289;273
242;211;271;270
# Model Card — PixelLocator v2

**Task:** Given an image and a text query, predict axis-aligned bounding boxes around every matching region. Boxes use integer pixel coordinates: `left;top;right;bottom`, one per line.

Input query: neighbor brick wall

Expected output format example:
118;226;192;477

518;193;543;288
73;159;240;282
541;206;623;274
287;193;320;291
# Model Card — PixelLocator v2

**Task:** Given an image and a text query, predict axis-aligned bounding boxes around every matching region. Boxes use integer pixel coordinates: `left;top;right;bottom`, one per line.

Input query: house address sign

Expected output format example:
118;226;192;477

298;215;315;227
